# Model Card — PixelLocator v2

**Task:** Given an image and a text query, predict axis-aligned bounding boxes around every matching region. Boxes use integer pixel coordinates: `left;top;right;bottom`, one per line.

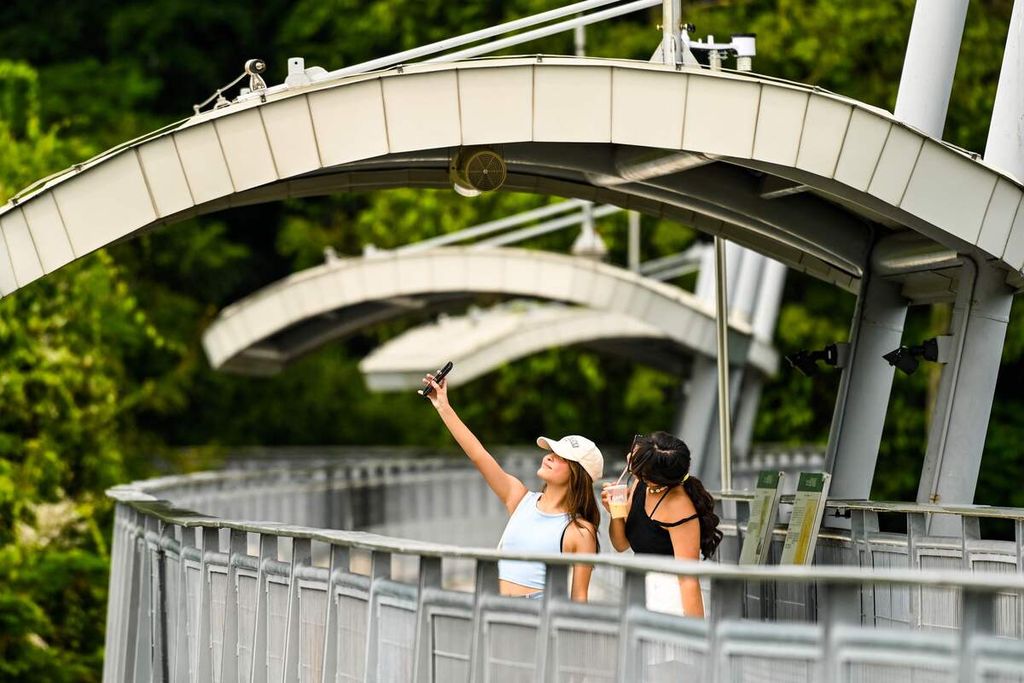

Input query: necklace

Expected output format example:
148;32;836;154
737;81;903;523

646;484;668;495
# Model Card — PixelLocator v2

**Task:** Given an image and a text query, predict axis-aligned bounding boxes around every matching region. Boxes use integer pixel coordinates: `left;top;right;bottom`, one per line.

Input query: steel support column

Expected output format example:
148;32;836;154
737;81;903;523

825;275;909;499
918;260;1014;534
985;0;1024;181
894;0;969;138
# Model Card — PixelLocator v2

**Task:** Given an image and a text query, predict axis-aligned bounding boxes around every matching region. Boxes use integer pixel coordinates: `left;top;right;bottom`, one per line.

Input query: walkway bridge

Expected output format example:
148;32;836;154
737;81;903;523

105;454;1024;682
3;0;1023;680
200;246;777;378
201;203;786;470
1;0;1020;503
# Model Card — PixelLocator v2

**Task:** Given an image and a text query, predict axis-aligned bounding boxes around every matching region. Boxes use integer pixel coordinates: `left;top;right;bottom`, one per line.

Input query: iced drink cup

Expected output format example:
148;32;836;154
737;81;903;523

607;484;629;519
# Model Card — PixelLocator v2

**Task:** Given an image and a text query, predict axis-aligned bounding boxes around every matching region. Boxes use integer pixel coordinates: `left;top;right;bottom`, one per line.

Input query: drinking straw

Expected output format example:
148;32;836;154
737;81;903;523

614;461;630;485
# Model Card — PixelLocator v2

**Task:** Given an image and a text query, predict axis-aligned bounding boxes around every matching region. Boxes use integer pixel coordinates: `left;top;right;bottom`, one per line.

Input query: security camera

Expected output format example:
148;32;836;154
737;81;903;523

883;337;941;375
785;343;847;377
245;59;267;76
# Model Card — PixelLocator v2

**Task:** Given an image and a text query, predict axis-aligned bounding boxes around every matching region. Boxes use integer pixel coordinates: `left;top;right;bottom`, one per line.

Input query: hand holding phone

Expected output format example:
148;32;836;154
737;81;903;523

419;361;454;397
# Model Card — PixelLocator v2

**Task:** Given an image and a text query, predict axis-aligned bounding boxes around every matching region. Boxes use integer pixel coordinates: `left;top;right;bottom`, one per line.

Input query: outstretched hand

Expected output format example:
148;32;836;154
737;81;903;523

420;373;449;410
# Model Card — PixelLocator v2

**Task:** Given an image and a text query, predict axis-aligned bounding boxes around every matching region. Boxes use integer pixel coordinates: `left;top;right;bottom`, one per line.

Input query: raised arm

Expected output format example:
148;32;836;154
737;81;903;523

423;374;528;514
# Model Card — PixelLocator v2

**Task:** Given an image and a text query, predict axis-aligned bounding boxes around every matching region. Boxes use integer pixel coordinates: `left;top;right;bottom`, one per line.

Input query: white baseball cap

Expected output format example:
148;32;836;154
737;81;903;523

536;434;604;481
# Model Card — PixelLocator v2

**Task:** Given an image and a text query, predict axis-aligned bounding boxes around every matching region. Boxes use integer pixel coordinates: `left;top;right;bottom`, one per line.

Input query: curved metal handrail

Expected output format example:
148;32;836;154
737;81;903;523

108;472;1024;591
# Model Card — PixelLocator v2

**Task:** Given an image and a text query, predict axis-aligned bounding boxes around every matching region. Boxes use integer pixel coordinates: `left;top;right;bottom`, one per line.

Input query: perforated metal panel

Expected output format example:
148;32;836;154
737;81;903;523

432;612;472;683
841;662;954;683
726;654;819;682
375;602;416;683
870;549;912;629
163;555;180;682
209;570;228;682
298;585;328;683
485;621;537;683
919;555;962;632
185;563;202;673
335;593;368;683
553;627;617;682
972;560;1021;639
235;573;258;683
266;579;289;681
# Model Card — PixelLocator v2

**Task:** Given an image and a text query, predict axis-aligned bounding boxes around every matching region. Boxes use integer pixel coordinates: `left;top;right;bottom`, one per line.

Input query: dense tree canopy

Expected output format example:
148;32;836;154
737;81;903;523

0;1;1021;678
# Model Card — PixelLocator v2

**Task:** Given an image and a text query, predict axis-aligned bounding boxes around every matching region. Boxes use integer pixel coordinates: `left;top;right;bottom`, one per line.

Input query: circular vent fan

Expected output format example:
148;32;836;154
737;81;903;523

451;148;507;195
463;149;507;191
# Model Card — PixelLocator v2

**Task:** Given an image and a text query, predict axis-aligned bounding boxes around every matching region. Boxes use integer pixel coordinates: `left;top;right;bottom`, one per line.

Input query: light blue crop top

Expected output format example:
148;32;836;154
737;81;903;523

497;491;571;590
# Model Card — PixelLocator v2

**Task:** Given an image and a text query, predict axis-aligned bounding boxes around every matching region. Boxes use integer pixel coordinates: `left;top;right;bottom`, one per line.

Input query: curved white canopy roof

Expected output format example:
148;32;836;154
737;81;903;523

2;57;1021;300
201;247;777;375
359;302;773;392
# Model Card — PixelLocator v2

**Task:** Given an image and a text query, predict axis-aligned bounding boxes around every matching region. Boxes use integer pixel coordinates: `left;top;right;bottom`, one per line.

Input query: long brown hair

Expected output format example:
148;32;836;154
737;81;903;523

628;431;722;559
551;461;601;550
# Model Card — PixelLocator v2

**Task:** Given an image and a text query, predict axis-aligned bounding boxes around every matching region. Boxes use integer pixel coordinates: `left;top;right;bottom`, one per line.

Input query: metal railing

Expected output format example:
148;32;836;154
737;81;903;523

104;456;1024;682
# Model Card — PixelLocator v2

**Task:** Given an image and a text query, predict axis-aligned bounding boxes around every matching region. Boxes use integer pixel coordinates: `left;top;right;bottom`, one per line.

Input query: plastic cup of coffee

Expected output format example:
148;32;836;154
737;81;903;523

607;483;629;519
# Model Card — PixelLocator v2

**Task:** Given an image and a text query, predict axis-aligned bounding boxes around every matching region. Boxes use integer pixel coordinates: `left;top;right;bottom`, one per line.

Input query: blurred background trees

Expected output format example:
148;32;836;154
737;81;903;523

0;0;1020;678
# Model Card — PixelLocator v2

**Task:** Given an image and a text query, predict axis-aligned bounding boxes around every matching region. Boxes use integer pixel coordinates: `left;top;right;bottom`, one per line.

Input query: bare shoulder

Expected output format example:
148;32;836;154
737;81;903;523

652;486;697;522
565;518;598;552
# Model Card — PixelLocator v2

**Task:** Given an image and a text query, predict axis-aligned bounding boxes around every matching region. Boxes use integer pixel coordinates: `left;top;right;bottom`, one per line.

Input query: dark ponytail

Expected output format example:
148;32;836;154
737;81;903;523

681;474;722;560
629;431;723;560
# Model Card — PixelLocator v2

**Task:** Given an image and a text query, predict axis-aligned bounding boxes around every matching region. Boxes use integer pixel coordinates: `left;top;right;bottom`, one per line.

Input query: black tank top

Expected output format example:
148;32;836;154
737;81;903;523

623;485;699;556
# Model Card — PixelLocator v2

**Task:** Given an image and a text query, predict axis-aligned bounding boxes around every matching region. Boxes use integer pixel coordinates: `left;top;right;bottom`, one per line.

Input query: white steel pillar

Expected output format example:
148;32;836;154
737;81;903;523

752;259;788;342
918;260;1014;534
627;211;641;272
661;0;682;64
985;0;1024;181
731;252;765;323
825;275;909;499
678;248;783;488
894;0;969;138
730;374;763;461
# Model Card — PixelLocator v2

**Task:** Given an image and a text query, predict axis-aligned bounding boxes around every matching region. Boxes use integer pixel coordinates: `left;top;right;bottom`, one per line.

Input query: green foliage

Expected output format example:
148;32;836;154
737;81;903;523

0;61;175;679
0;2;1022;678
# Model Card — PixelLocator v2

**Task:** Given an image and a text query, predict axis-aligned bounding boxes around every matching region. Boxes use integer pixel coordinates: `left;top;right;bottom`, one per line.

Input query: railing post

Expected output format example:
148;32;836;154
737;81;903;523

536;562;570;678
818;581;862;683
363;550;393;680
320;544;350;683
961;516;981;570
283;537;312;683
412;556;443;683
1017;519;1024;641
120;509;144;683
907;512;926;628
708;576;744;680
220;528;247;683
469;559;500;682
616;568;647;683
105;505;125;682
174;525;195;682
195;527;219;682
133;515;157;682
250;533;278;683
959;587;996;683
147;517;171;683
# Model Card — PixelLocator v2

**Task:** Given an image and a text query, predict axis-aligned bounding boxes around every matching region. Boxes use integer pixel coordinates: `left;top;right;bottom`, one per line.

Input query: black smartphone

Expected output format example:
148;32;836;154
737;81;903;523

419;361;454;397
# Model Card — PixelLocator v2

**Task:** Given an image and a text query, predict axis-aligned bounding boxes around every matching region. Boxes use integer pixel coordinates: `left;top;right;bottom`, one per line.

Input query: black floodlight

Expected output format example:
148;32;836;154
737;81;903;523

785;343;842;377
882;337;939;375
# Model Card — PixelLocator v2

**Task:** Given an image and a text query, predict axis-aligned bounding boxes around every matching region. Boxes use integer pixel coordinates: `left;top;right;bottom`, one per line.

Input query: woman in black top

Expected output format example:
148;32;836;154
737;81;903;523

601;432;722;617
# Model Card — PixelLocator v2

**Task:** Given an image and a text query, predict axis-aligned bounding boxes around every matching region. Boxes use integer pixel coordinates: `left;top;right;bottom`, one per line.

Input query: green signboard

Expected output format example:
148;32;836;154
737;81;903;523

780;471;832;565
738;471;784;565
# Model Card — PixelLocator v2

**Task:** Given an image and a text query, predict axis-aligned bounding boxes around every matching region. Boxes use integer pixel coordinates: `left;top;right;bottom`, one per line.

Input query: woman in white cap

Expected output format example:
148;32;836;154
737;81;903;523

422;372;603;601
